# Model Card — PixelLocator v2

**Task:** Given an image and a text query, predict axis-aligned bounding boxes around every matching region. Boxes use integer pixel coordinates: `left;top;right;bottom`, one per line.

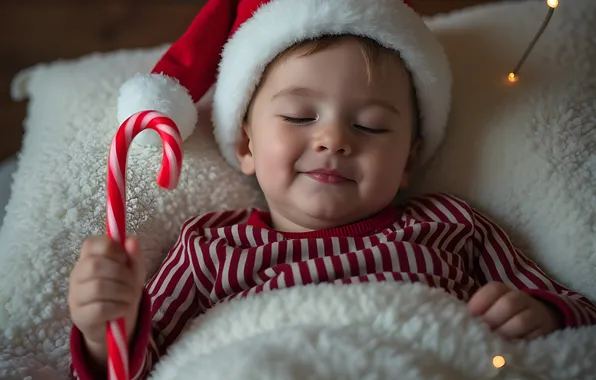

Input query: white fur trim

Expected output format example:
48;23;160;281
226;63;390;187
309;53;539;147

117;73;197;146
213;0;451;168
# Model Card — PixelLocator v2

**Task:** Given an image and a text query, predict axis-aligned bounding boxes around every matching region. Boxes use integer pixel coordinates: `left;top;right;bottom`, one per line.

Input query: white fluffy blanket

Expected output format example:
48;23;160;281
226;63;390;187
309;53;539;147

149;283;596;380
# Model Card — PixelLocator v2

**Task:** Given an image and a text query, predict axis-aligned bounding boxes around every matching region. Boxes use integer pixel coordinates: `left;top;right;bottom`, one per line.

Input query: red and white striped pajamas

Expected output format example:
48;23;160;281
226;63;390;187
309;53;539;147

70;193;596;379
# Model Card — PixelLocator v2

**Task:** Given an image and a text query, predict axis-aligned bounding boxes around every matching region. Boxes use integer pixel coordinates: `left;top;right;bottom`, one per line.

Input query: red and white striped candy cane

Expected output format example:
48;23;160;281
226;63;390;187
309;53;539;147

106;110;183;380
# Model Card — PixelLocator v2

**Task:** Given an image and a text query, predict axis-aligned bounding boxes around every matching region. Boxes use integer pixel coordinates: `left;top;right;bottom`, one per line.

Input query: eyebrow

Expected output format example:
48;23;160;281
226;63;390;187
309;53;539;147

367;99;401;116
272;86;324;100
272;86;401;116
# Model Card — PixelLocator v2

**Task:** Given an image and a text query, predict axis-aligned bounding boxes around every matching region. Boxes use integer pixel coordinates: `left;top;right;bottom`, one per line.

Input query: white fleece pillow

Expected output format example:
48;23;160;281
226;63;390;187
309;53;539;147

0;0;594;378
409;0;596;300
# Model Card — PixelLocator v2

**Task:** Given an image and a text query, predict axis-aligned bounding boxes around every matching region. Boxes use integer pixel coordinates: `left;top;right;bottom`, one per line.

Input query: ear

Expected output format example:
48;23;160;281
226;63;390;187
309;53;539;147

236;122;256;175
399;138;421;189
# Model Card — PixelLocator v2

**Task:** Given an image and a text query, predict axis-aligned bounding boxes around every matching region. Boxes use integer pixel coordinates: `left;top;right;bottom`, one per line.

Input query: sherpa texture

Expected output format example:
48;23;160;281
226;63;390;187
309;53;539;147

1;0;595;378
148;282;596;380
407;0;596;300
0;157;17;228
1;52;265;378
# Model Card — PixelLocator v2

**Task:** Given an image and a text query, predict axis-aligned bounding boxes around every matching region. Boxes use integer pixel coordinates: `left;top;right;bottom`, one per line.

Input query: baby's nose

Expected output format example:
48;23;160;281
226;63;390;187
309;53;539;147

313;123;352;155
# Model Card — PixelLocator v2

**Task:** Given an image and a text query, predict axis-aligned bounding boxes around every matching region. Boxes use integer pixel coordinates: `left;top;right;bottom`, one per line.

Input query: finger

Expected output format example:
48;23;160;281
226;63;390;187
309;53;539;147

74;279;137;307
482;290;532;329
496;308;540;339
82;236;128;264
124;237;139;256
81;236;115;253
525;326;547;340
468;282;512;316
74;256;135;287
125;237;146;285
80;236;100;257
76;301;132;327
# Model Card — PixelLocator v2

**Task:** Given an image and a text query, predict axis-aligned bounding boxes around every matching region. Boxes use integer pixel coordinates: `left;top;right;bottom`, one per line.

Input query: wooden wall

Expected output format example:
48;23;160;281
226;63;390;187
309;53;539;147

0;0;497;162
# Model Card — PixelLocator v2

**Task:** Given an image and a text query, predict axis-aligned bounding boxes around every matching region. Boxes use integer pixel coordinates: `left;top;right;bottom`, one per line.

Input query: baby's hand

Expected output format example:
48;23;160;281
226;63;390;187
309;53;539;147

68;236;146;364
467;282;562;339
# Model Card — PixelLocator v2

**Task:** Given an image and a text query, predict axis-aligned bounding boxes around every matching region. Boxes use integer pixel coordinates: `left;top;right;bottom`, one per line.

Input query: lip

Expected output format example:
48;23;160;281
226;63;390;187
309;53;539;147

304;169;352;184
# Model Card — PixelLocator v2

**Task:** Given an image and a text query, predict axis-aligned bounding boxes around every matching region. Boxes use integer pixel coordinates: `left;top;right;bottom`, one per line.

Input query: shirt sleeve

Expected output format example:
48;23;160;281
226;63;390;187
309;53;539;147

470;209;596;328
70;216;213;380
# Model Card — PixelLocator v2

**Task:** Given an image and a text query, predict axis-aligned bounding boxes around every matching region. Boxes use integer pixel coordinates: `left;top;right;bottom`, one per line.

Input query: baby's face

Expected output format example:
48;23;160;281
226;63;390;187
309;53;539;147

237;38;417;231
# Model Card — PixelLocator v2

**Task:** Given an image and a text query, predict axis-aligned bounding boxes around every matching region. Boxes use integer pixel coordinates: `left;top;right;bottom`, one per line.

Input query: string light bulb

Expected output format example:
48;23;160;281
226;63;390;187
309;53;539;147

507;0;557;82
492;355;506;369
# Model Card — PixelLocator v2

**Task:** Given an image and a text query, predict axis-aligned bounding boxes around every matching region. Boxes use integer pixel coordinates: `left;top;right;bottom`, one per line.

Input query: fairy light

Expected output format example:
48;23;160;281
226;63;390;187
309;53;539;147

507;0;558;82
547;0;558;8
492;355;506;369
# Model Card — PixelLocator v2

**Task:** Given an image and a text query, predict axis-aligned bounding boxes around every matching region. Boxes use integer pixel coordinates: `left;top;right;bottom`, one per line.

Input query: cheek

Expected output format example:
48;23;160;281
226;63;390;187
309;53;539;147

253;126;303;180
361;141;410;188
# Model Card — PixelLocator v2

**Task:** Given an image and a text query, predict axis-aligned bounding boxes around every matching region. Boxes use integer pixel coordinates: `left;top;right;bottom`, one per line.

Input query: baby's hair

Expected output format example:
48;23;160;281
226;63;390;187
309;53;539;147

278;35;391;84
248;34;421;140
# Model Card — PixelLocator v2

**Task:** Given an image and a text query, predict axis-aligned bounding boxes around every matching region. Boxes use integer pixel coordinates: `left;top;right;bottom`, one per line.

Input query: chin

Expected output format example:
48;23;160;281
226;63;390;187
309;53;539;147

298;198;361;226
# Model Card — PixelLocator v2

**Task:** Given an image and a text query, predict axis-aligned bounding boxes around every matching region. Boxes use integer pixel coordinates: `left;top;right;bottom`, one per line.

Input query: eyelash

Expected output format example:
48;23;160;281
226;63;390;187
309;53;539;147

282;116;315;124
354;125;389;134
281;116;389;134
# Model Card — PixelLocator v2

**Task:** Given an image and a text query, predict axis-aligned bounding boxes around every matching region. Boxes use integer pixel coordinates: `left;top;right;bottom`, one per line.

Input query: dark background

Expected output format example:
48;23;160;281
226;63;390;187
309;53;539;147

0;0;498;162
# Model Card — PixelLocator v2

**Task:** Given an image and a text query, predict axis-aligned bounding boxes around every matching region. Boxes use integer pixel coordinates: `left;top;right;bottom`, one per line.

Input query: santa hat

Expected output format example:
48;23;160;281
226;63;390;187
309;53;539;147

118;0;451;166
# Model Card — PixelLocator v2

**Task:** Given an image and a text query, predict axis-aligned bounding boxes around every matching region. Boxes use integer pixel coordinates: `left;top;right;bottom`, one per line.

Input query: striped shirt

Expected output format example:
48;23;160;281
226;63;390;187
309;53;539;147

70;193;596;379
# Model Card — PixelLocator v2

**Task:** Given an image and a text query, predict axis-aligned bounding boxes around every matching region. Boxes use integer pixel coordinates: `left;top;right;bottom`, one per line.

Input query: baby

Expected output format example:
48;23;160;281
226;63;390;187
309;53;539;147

68;0;596;379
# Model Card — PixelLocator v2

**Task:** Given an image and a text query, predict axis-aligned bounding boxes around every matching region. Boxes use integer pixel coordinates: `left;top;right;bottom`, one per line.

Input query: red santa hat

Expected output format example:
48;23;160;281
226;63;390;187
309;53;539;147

117;0;451;166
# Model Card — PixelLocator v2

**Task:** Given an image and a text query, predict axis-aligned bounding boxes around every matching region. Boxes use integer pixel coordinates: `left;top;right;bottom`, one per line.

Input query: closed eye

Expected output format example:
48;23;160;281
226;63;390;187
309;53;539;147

354;124;390;134
282;116;317;124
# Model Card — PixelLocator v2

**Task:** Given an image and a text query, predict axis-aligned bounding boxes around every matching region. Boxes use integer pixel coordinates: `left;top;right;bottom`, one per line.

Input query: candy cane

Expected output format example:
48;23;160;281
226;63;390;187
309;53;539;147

106;110;183;380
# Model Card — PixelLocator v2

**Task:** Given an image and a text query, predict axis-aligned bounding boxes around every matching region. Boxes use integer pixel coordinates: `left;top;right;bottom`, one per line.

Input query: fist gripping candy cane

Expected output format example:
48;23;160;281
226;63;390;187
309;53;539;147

106;111;183;380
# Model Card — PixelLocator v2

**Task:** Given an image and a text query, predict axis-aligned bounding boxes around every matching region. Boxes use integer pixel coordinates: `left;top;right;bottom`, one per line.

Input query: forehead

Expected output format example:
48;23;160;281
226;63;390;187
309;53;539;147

260;38;412;100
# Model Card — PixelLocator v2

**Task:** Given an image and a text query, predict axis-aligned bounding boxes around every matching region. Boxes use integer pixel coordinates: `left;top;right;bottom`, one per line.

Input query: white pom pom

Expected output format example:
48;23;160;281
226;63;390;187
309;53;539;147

117;74;197;146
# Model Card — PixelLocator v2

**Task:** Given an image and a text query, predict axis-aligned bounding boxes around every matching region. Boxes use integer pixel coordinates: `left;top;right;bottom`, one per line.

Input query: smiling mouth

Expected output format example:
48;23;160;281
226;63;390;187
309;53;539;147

304;170;353;184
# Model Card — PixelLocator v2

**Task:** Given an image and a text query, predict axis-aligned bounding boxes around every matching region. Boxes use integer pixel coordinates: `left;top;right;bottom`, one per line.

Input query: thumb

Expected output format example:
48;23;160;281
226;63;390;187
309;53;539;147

125;237;146;284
